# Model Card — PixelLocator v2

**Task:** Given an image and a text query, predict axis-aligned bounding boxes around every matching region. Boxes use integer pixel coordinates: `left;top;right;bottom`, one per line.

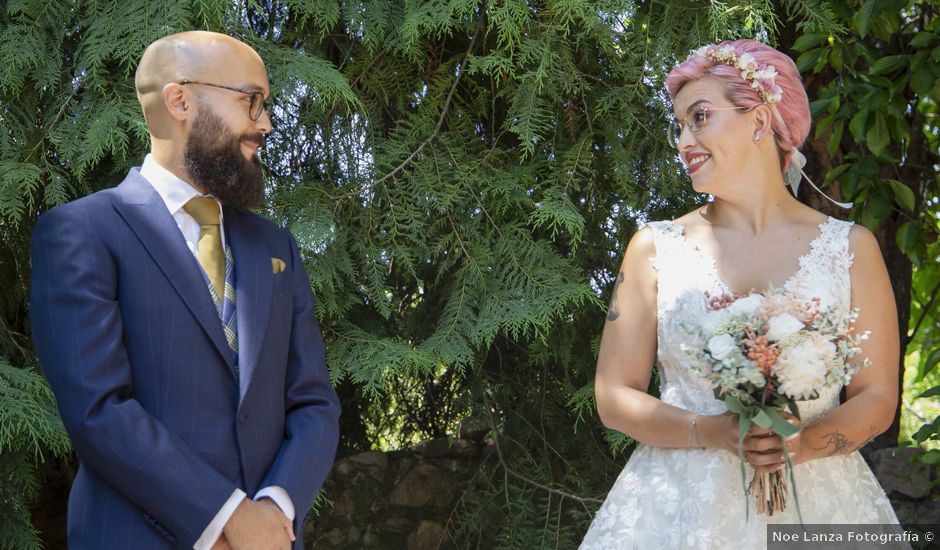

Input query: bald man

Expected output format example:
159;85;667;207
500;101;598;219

30;31;340;550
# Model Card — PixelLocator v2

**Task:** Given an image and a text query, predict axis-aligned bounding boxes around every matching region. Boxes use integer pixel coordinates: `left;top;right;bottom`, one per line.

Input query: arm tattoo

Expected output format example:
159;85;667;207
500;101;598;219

607;272;625;321
813;430;855;456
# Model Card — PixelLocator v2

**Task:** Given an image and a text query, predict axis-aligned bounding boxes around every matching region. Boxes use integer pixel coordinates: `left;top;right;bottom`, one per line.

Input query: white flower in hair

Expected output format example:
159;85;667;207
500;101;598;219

690;45;712;58
692;44;784;106
737;52;758;72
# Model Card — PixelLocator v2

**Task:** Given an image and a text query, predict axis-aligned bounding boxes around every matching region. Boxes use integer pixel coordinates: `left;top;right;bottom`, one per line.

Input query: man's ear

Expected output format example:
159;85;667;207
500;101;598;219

162;83;191;122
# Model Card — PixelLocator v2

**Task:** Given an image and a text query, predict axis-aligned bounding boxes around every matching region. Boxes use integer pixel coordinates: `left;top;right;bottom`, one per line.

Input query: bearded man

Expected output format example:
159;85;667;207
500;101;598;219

30;31;340;550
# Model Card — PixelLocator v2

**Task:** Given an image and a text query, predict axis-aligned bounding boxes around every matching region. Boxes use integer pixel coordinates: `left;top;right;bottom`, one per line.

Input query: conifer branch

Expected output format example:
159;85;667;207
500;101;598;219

25;79;84;163
483;396;602;512
373;24;481;185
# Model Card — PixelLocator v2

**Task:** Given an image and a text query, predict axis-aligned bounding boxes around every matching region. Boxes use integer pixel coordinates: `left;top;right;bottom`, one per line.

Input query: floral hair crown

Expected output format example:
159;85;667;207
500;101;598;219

690;44;783;106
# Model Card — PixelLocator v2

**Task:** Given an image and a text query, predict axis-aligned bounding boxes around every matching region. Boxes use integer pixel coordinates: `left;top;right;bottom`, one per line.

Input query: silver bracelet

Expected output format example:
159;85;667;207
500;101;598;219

689;414;703;448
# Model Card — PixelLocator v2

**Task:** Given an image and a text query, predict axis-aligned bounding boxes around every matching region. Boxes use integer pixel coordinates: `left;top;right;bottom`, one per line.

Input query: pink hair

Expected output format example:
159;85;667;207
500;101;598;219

666;39;810;171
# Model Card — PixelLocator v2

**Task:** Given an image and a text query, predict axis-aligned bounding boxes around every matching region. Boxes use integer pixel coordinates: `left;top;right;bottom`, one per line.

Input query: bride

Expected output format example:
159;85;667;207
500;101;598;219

580;39;903;549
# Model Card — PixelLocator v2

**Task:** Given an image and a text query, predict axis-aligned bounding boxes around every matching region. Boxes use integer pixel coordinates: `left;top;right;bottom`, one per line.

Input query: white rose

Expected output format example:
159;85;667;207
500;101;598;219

765;313;805;342
700;308;731;334
707;334;737;360
772;334;836;400
727;293;763;316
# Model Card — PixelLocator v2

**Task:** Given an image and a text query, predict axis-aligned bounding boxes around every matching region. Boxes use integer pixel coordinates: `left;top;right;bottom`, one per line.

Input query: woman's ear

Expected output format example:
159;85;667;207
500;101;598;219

751;104;773;142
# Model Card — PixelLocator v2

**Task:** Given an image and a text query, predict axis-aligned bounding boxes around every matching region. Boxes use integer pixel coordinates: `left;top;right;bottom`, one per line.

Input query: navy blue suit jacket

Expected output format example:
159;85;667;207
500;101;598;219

30;169;341;549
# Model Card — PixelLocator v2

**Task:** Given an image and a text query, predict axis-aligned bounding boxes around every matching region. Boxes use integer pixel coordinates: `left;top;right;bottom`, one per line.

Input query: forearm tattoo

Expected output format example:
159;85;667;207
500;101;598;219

814;430;855;456
607;271;625;321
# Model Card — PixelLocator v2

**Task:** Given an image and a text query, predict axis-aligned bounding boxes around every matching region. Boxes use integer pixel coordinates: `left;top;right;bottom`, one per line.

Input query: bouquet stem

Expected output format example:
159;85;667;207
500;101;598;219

749;470;787;516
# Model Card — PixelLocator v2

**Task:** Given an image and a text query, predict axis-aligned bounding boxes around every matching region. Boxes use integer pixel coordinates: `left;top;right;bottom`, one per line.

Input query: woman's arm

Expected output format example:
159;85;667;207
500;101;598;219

595;227;739;449
746;225;900;472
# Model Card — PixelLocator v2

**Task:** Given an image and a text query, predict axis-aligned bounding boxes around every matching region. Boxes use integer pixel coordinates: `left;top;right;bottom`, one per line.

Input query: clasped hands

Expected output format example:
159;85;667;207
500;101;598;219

704;411;805;475
212;498;295;550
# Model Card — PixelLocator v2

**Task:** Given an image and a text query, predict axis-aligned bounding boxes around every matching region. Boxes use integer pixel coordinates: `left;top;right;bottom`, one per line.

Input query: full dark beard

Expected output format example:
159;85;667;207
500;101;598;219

184;107;265;211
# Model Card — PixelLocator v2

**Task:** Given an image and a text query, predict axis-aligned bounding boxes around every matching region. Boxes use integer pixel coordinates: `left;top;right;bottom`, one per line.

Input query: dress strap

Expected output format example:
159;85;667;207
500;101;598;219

804;217;854;275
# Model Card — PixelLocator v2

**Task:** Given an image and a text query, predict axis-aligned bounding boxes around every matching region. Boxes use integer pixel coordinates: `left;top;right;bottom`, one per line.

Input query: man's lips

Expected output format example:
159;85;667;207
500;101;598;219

241;134;265;151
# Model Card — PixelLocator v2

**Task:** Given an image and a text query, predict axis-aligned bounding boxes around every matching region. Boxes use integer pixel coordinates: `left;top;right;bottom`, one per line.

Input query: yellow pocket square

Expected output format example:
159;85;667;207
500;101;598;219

271;257;286;273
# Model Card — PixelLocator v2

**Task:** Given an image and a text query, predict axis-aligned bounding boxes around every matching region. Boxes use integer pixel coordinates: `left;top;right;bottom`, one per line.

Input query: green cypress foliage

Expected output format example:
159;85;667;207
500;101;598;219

2;1;910;547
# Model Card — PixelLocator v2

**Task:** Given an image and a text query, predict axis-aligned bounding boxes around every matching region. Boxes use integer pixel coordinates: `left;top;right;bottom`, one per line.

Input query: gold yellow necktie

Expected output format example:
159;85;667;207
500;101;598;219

183;197;225;295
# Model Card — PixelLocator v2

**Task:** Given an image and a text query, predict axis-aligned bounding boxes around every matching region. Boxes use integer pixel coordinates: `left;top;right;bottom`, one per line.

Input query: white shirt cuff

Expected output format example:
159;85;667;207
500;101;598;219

254;486;295;522
193;488;246;550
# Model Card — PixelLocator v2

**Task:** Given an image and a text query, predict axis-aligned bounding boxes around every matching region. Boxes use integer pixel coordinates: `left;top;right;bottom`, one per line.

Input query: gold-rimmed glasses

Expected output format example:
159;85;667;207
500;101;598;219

667;105;750;148
178;80;268;121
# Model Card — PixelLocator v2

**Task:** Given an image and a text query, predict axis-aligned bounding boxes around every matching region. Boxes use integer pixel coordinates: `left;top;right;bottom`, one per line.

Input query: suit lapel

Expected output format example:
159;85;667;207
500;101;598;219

112;170;236;374
226;209;272;401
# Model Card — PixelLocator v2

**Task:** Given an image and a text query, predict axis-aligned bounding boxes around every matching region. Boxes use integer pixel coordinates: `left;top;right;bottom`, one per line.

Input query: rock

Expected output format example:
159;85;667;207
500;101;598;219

389;462;458;509
912;496;940;524
407;521;446;550
348;450;389;480
350;450;389;468
459;416;490;442
415;437;478;459
869;447;932;499
384;516;411;534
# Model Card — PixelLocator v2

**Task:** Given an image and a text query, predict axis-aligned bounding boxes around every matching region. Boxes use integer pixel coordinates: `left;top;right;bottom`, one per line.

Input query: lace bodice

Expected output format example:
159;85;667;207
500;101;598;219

647;217;854;424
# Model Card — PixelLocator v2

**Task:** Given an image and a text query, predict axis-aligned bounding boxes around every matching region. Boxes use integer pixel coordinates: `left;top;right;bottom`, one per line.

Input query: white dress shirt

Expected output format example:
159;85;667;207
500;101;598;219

139;155;296;549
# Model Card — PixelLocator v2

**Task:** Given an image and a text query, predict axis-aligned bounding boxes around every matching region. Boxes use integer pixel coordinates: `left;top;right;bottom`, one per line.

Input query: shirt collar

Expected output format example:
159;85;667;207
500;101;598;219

139;154;222;219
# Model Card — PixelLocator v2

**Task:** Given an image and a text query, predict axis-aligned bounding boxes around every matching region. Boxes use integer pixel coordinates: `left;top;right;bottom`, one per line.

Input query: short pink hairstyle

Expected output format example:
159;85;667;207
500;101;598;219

666;39;810;171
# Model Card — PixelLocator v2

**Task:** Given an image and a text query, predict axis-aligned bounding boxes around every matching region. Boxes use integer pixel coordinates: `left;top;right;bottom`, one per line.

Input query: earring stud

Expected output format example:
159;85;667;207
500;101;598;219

754;133;761;142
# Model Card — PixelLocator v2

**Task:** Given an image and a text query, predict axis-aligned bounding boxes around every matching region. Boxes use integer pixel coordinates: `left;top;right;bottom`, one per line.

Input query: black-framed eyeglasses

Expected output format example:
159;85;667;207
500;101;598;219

178;80;268;121
667;105;750;148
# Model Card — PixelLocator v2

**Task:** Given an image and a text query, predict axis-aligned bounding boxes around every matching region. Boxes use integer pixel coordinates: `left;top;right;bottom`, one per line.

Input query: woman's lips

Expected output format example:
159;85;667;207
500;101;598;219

686;154;710;175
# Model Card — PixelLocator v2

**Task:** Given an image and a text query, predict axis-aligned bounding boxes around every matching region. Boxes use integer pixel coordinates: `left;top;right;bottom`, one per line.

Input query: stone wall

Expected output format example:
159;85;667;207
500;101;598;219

305;436;939;549
304;421;492;549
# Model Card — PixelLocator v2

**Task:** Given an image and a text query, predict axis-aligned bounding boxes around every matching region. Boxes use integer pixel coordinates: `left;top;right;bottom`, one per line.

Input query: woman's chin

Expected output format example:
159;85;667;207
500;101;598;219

690;176;712;194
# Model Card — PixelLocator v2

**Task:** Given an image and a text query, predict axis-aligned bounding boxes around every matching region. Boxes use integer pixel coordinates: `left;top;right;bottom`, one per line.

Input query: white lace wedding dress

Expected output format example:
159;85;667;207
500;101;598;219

580;218;901;549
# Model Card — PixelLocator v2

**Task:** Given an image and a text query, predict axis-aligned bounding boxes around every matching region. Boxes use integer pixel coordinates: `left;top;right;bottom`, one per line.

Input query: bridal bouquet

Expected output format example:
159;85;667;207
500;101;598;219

679;288;869;520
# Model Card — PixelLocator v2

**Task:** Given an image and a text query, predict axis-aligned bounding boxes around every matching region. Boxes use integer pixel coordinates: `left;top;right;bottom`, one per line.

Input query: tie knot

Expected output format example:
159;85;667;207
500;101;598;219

184;197;221;226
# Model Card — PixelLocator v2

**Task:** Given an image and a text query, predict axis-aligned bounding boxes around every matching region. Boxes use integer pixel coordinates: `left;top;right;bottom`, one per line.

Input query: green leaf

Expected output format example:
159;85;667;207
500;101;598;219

828;122;844;157
849;110;869;143
809;97;834;118
869;191;892;220
885;179;915;211
855;0;877;37
910;32;936;49
752;408;772;429
815;114;836;139
866;113;889;156
765;407;800;438
896;221;924;261
792;34;828;52
823;163;851;186
829;46;843;71
911;68;936;96
869;55;908;76
922;348;940;380
917;386;940;399
796;49;827;72
921;451;940;465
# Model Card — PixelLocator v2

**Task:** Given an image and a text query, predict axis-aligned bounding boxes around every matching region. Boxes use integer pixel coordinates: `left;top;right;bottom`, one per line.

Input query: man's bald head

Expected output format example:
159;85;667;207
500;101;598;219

135;31;267;136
